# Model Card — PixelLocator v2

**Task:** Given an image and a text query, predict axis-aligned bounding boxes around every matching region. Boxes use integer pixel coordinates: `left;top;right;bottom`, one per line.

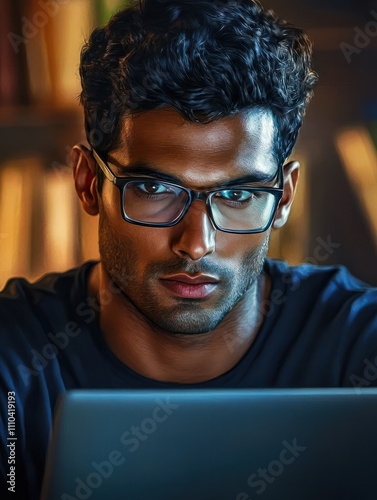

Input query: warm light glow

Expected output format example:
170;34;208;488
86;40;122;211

43;168;79;271
335;126;377;250
49;0;95;106
0;159;41;288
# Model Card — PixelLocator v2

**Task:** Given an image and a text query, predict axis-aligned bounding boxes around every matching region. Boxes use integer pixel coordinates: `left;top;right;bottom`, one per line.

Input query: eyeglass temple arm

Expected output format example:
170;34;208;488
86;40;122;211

92;149;117;184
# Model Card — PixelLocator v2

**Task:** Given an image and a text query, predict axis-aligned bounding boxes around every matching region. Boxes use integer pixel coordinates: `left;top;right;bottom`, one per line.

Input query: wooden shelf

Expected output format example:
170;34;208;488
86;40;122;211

0;106;84;165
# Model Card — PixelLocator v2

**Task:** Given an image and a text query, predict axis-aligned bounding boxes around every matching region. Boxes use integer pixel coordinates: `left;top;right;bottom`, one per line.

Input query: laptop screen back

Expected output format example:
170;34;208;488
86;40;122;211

41;388;377;500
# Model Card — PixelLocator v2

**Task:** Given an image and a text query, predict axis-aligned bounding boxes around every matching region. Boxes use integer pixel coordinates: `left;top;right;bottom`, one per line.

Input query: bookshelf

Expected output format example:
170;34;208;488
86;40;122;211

0;106;82;163
0;0;129;288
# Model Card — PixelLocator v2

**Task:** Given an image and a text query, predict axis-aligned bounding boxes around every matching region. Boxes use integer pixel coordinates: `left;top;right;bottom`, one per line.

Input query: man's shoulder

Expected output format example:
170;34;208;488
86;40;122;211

263;259;377;388
0;262;97;391
0;261;95;304
266;258;375;296
0;261;96;336
265;257;377;331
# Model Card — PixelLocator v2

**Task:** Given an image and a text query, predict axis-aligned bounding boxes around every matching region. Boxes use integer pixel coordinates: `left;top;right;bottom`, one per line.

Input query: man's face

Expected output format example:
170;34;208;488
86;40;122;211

98;107;279;334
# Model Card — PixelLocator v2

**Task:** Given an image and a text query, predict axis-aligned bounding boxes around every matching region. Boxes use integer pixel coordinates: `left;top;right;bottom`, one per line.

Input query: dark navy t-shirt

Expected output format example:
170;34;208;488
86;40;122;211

1;259;377;499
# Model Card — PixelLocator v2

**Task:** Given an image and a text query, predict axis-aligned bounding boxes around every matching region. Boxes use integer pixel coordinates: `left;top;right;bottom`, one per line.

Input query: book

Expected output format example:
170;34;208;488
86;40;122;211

0;0;30;106
23;0;54;104
0;159;97;289
45;0;95;107
335;125;377;251
0;158;42;288
41;166;80;273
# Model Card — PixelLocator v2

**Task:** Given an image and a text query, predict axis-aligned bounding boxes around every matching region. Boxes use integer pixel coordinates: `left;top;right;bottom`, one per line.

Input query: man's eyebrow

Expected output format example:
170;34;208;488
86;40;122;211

110;161;277;186
114;163;185;184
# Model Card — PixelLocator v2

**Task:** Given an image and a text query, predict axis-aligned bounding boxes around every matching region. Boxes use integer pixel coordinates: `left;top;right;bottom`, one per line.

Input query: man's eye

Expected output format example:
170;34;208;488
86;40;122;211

138;182;169;194
217;189;253;202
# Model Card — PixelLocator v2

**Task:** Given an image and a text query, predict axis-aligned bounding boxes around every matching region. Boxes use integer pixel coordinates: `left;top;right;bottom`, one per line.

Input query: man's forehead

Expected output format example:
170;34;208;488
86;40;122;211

121;107;276;145
113;107;278;183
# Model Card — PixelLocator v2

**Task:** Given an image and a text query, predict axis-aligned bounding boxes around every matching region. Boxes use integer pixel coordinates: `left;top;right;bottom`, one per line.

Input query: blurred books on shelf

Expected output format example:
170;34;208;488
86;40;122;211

1;0;97;108
41;167;80;272
335;126;377;251
0;0;103;286
0;158;40;286
0;1;30;106
0;158;99;290
0;0;134;109
33;0;136;107
29;0;95;107
24;1;53;105
46;0;95;107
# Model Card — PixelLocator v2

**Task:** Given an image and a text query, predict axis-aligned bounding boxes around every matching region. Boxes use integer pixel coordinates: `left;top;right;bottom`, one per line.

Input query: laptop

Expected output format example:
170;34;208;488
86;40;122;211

41;388;377;500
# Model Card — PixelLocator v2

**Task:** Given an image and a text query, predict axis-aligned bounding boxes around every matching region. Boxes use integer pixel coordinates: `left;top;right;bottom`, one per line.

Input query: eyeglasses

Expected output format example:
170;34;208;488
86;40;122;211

92;150;283;234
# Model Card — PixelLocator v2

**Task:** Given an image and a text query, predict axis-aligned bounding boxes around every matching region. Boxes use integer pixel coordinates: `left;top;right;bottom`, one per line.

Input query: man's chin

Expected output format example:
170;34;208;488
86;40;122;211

142;302;231;335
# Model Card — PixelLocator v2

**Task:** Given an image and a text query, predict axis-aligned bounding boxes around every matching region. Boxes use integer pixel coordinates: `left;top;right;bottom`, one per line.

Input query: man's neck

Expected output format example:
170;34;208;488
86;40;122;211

88;262;270;384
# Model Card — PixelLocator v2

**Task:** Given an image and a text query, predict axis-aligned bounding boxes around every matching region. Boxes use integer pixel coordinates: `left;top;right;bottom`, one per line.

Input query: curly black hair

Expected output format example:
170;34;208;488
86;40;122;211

80;0;317;173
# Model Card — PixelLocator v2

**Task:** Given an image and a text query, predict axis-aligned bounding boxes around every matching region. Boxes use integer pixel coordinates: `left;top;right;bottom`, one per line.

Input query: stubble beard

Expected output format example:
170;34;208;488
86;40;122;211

99;215;269;335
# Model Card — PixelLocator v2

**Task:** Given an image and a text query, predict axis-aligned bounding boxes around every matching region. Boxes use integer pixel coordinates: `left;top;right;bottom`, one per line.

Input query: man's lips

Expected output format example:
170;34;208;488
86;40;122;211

162;273;219;284
159;273;219;299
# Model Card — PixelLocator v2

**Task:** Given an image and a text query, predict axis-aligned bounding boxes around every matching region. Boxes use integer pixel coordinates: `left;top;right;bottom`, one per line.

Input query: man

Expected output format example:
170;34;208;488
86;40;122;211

1;0;377;498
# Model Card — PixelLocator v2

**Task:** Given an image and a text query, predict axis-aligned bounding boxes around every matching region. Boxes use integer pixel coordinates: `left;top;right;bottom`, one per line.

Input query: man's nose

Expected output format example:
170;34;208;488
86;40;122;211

171;201;216;261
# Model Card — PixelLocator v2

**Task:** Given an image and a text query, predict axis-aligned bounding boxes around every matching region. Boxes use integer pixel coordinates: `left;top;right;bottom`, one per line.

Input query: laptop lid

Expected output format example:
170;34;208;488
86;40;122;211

41;388;377;500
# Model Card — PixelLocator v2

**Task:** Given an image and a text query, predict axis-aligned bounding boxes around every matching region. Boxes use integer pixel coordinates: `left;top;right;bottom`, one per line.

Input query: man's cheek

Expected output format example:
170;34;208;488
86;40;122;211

218;233;263;258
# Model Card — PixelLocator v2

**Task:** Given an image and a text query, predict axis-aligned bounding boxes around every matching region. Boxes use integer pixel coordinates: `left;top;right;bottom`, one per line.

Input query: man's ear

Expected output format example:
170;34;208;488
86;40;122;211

71;145;99;216
272;161;300;230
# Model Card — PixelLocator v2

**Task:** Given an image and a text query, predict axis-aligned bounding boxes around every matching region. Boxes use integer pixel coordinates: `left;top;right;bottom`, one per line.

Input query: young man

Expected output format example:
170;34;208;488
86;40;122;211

1;0;376;497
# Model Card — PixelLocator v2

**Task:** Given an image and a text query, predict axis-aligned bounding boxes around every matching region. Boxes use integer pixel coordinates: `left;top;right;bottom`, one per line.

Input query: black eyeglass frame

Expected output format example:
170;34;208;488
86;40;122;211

92;149;284;234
